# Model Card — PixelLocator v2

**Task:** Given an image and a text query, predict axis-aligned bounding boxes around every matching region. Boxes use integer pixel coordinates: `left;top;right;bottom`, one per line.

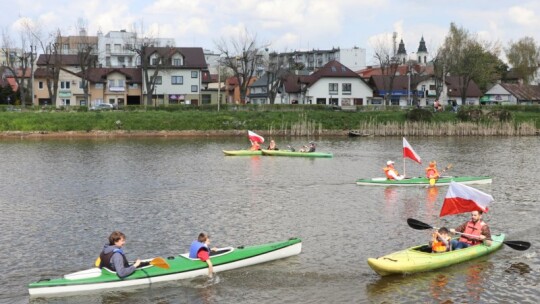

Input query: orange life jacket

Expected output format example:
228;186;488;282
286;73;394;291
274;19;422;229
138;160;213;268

432;240;447;253
383;166;400;180
426;167;440;178
459;220;486;245
249;143;260;151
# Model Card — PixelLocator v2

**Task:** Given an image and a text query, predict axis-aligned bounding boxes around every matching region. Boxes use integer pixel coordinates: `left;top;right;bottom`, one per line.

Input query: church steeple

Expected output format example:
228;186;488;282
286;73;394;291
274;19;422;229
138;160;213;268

416;36;428;65
396;39;407;64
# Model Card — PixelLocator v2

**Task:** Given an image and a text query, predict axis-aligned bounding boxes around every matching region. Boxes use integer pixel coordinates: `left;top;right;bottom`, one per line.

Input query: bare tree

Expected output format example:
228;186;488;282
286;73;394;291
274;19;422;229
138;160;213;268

265;52;288;104
1;28;32;106
372;38;400;106
215;30;269;103
73;19;98;106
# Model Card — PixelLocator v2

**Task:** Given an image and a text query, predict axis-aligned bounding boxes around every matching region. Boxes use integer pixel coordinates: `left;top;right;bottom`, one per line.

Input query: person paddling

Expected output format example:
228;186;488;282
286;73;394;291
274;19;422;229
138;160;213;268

383;160;404;180
249;140;261;151
189;232;218;278
430;227;452;253
426;161;440;179
450;210;492;249
99;231;142;278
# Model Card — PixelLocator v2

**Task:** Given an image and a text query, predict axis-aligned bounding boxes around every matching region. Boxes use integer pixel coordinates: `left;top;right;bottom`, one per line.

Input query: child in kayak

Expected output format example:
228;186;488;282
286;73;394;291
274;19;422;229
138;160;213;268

430;227;452;253
189;232;218;278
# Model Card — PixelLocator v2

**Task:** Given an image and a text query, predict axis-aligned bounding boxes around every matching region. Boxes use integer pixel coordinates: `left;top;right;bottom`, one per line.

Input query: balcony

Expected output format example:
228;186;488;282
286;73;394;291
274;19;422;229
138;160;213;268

109;86;125;92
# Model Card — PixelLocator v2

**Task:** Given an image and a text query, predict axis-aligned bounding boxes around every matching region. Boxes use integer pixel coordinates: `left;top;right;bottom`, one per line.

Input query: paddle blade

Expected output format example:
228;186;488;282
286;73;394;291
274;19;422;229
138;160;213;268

429;178;436;186
95;257;101;267
407;218;434;230
150;257;170;269
503;241;531;251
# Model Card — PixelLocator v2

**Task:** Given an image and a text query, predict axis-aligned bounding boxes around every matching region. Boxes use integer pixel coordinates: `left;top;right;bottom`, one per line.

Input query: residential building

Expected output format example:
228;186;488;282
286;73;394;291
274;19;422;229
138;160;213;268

97;30;175;68
83;68;142;107
56;28;98;55
142;47;207;106
247;74;270;104
484;83;540;105
269;47;366;72
280;60;372;106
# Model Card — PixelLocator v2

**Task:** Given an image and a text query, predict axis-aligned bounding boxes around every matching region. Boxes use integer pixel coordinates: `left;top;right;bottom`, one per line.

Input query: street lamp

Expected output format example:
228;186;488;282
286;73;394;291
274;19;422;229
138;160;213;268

30;45;35;107
217;59;221;112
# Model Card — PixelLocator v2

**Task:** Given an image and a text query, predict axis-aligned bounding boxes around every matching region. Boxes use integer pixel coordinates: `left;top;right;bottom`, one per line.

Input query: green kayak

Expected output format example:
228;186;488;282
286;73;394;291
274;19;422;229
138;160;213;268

29;237;301;297
356;176;492;186
223;150;262;156
367;234;504;276
261;149;333;158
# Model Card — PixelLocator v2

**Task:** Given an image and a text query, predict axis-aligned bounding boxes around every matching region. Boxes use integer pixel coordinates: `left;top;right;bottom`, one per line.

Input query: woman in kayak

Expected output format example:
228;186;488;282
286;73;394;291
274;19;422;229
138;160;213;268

430;227;452;253
99;231;142;278
189;232;218;278
267;139;279;150
383;160;404;180
450;210;492;249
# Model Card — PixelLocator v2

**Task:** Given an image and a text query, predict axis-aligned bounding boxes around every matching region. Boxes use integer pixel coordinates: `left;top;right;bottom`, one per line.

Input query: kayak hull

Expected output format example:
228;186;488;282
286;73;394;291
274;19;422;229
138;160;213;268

367;234;504;276
29;238;301;296
356;176;492;186
223;150;262;156
261;149;333;158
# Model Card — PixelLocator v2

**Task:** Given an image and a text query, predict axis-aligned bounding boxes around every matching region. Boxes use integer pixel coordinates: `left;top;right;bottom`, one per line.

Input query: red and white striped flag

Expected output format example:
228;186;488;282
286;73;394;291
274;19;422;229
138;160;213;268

403;137;422;164
248;130;264;143
439;182;493;217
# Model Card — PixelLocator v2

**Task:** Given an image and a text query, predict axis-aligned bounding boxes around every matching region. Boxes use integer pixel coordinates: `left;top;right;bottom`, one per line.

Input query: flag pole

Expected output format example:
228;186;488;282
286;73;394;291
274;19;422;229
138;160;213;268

403;157;406;177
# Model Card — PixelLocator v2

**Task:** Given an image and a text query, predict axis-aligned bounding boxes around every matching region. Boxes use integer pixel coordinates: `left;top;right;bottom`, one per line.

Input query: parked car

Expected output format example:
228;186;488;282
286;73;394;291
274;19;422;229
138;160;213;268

90;103;114;111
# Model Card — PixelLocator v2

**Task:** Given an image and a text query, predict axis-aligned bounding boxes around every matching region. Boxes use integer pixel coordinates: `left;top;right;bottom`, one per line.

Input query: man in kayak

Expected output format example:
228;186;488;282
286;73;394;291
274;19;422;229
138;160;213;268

99;231;142;278
383;160;404;180
425;161;440;179
300;142;316;152
450;211;492;249
189;232;218;278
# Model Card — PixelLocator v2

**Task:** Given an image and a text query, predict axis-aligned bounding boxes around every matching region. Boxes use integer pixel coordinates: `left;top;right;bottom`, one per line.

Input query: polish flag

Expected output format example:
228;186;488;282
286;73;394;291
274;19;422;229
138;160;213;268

248;130;264;143
403;137;422;164
439;182;493;217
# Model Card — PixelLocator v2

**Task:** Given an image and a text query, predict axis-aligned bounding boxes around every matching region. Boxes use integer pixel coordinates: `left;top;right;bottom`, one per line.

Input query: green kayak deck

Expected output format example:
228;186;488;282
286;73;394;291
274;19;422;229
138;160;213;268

356;176;492;186
367;234;504;276
223;150;262;156
261;149;333;158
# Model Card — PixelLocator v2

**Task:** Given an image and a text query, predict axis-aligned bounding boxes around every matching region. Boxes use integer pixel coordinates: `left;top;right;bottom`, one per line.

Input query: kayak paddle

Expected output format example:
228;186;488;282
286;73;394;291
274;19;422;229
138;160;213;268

429;164;453;186
94;256;170;269
406;218;531;251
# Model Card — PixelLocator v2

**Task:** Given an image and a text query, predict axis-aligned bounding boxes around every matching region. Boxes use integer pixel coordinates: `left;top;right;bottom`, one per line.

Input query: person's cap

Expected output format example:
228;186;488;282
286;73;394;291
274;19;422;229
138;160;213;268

387;160;395;165
429;161;436;166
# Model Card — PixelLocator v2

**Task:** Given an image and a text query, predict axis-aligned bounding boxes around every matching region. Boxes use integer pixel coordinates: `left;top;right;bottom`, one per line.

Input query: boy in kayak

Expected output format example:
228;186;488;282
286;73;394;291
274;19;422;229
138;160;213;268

430;227;452;253
383;160;404;180
450;210;492;249
99;231;142;278
189;232;218;278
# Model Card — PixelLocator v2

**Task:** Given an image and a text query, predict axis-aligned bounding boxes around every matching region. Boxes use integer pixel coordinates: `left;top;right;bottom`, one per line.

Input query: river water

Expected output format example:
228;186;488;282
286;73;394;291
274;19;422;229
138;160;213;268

0;136;538;304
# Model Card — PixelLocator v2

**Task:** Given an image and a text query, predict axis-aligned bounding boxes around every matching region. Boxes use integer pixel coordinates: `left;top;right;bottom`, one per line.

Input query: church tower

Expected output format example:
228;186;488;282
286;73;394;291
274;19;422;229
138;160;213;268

417;36;428;65
396;39;407;64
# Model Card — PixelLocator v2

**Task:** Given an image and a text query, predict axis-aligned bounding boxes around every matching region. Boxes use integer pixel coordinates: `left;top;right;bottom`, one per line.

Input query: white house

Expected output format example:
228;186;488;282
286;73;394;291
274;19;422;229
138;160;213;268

484;83;540;104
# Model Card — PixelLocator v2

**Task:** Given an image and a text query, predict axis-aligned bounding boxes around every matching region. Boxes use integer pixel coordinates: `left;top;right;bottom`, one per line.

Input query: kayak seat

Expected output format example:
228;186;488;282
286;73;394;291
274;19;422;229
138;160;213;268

413;245;432;253
211;248;232;256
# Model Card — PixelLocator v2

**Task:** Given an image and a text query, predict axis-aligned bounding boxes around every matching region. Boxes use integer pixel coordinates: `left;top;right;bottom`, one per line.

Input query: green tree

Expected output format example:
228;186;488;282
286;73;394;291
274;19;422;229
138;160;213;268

505;36;540;84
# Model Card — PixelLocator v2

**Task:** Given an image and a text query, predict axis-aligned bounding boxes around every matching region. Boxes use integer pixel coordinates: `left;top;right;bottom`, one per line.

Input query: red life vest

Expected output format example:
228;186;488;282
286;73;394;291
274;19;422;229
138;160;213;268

459;220;486;245
426;167;439;178
383;166;400;180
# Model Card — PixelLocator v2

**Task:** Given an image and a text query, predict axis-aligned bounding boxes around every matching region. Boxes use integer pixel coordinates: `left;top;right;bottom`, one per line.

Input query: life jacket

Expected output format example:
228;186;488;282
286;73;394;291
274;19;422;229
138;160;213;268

99;248;129;271
459;220;486;245
383;166;400;180
432;240;447;253
426;167;439;178
249;143;260;151
189;241;209;259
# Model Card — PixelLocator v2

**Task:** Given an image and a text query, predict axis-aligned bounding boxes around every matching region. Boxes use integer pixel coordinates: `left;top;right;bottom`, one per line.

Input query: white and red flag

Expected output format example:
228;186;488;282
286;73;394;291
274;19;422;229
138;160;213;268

248;130;264;143
402;137;422;164
439;182;493;217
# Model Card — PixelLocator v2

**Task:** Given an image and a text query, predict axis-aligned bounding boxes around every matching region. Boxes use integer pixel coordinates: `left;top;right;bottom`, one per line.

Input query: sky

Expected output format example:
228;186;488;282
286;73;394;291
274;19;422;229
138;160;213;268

3;0;540;65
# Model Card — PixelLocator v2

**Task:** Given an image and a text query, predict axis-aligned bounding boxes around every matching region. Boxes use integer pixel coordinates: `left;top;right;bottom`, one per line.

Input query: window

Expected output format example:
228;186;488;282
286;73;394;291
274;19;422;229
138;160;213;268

202;94;211;104
152;76;162;85
171;76;183;84
61;98;70;105
105;57;111;66
38;81;44;89
191;85;198;92
114;44;121;52
117;79;125;87
106;44;110;52
191;71;198;78
79;81;84;89
172;58;181;66
108;80;115;88
118;56;125;64
151;57;160;65
95;83;104;89
329;83;338;95
60;81;70;89
129;83;138;88
342;83;351;95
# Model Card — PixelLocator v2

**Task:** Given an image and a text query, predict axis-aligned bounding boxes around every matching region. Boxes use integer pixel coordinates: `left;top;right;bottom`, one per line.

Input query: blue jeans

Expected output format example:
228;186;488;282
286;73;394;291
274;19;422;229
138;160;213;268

451;239;470;250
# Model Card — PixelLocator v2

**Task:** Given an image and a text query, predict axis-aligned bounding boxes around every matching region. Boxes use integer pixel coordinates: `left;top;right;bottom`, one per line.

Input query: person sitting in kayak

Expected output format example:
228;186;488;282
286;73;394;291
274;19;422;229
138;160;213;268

267;139;279;150
189;232;218;278
430;227;452;253
300;142;316;152
383;160;404;180
99;231;142;278
249;140;261;151
425;161;440;179
450;210;492;250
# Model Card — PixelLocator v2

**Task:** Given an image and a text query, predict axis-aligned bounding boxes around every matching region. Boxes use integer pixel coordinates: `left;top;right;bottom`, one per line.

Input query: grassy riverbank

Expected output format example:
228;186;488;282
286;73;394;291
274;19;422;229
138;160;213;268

0;104;538;137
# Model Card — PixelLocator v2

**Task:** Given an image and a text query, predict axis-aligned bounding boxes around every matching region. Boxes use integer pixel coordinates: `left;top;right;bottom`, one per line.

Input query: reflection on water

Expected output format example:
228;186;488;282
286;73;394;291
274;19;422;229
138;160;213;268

1;136;538;303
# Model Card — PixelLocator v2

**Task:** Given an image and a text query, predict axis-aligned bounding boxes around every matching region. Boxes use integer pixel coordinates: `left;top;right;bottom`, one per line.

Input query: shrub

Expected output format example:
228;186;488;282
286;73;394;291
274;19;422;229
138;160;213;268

406;108;433;122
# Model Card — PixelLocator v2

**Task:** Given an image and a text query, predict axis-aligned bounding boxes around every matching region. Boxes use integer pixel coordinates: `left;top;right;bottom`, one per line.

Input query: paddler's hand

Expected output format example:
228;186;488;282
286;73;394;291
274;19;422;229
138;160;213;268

211;247;218;252
133;259;141;268
449;229;456;234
